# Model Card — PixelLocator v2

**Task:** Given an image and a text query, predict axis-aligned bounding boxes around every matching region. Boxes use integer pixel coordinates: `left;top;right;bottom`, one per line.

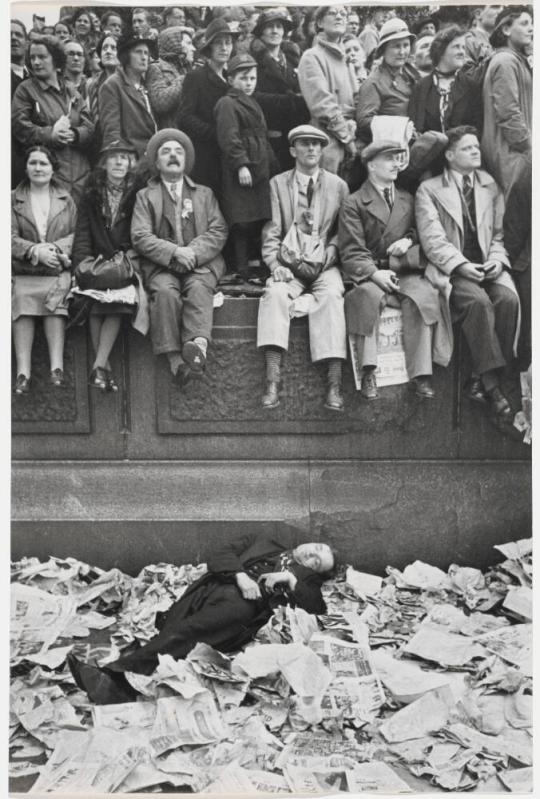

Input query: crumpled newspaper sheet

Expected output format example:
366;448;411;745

10;538;533;793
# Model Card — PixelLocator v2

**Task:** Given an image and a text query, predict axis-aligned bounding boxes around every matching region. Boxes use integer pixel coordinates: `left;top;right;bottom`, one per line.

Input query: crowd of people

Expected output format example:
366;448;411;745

11;5;532;427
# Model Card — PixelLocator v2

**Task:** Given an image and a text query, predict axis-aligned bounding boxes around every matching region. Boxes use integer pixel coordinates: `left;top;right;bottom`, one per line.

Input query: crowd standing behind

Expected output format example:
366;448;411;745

10;4;533;431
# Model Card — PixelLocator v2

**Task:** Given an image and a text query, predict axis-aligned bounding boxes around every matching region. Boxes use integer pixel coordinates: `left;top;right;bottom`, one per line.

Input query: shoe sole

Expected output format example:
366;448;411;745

415;391;435;399
467;393;488;405
325;404;344;412
182;341;206;373
361;393;378;401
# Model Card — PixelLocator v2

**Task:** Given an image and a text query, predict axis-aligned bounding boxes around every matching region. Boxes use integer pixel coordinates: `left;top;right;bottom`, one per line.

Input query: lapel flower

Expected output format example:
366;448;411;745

181;198;193;219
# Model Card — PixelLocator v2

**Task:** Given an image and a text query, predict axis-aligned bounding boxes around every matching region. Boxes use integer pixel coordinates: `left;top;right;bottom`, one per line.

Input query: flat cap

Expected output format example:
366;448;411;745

361;140;406;163
288;125;329;146
227;53;257;74
145;128;195;175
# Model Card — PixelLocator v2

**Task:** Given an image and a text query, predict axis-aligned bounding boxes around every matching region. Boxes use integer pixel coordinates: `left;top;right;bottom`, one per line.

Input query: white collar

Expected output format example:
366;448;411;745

451;169;475;189
295;168;320;188
162;177;184;197
369;177;394;201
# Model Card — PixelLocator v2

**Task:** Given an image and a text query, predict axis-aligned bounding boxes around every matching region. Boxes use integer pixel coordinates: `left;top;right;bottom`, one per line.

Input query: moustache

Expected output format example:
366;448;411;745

167;159;180;165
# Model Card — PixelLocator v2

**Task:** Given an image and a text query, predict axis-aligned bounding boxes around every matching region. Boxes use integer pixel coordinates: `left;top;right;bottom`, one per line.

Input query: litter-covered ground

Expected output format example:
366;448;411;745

10;539;532;794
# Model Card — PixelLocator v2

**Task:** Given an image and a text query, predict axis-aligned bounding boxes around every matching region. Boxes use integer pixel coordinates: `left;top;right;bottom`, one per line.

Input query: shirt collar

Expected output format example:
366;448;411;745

451;169;475;189
369;177;394;202
162;177;184;197
295;168;320;189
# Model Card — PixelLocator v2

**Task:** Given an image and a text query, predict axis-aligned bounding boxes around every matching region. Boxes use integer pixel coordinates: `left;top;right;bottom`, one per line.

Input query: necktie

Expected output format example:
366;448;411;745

170;183;179;204
383;187;393;210
307;177;314;208
462;174;476;229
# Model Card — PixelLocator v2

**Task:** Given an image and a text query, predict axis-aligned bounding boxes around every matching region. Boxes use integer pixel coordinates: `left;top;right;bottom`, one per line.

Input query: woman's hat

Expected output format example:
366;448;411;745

100;139;138;156
376;18;415;57
198;18;240;54
145;128;195;175
253;8;293;38
117;34;158;59
158;26;194;59
227;53;257;74
288;124;329;147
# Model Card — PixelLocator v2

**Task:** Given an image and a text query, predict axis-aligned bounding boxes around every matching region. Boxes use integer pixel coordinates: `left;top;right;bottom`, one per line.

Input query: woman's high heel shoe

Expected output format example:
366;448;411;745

89;367;108;391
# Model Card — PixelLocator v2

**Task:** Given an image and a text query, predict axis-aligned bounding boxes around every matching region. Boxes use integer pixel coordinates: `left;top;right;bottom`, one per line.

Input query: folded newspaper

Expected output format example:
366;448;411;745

10;540;532;794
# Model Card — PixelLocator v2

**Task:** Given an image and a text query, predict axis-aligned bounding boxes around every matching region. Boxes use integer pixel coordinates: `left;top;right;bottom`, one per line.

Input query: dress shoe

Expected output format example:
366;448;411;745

486;386;513;421
66;653;138;705
14;374;30;395
89;367;108;391
411;375;435;399
106;371;119;393
361;370;378;400
50;368;65;387
325;383;344;411
262;380;280;409
182;340;206;373
171;363;192;388
466;376;487;404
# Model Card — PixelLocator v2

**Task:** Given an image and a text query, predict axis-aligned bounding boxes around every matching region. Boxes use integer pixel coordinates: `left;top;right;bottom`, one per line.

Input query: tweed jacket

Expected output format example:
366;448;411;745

356;61;420;142
99;67;157;157
131;176;227;280
262;168;349;272
12;181;76;275
415;168;518;363
146;58;187;129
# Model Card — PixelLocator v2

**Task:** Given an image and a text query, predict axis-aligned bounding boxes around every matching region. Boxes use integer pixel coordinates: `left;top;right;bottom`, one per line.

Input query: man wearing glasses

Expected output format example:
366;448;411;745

298;6;356;175
62;38;88;99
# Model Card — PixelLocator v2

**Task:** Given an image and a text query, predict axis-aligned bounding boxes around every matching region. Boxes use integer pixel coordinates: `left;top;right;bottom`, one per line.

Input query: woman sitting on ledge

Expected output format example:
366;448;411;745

68;534;337;704
12;145;76;395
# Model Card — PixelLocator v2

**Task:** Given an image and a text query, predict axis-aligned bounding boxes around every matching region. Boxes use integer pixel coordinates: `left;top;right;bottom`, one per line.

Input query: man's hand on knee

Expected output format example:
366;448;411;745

174;246;197;271
272;266;294;282
455;263;485;283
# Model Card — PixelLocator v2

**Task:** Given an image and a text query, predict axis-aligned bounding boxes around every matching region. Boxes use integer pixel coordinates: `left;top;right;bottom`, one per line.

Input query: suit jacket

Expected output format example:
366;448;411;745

339;180;443;352
99;67;157;157
262;168;349;272
415;168;517;363
131;176;227;281
12;181;76;274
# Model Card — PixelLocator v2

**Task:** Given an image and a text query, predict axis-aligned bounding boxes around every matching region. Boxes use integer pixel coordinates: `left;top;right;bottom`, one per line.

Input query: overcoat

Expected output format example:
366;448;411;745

262;168;349;272
11;76;94;201
146;58;188;129
11;181;76;320
408;70;482;134
131;176;227;281
98;67;157;158
177;63;229;195
215;89;276;226
356;62;419;142
415;168;519;363
481;48;532;198
71;176;149;335
338;180;447;363
107;533;329;676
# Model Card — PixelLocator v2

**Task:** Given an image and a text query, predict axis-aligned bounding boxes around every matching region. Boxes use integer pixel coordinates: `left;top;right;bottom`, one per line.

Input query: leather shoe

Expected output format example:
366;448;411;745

466;376;487;404
411;375;435;399
14;374;30;395
361;370;378;400
50;368;65;387
171;363;192;388
486;386;513;421
67;653;138;705
89;367;108;391
182;340;206;373
262;380;280;408
325;383;344;411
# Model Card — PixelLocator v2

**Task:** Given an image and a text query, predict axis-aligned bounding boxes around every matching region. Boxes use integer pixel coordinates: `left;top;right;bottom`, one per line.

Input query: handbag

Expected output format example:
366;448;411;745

74;251;134;291
277;177;326;283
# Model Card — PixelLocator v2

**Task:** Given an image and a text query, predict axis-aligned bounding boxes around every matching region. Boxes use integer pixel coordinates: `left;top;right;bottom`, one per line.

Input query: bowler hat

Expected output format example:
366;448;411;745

100;139;138;156
253;8;293;38
361;140;406;164
198;18;240;54
288;124;329;147
376;18;415;57
227;53;257;74
145;129;195;175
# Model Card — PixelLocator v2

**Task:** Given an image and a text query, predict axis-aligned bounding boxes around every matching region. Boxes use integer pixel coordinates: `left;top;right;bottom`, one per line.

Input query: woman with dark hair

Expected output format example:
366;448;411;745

87;33;119;125
409;25;482;138
299;7;318;52
177;18;240;195
12;34;94;202
12;145;76;395
68;535;338;704
71;8;98;53
99;34;158;158
53;19;71;43
71;140;148;392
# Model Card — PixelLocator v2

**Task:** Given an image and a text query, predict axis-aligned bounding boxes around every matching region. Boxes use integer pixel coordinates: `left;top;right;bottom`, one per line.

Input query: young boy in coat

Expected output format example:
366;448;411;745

214;53;277;281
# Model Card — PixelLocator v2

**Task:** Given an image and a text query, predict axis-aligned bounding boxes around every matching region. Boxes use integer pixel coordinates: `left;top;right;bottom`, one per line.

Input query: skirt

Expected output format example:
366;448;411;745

12;272;71;321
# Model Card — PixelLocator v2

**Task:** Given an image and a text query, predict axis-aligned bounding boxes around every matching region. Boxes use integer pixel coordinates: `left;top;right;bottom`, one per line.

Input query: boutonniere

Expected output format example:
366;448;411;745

181;198;193;219
301;209;314;229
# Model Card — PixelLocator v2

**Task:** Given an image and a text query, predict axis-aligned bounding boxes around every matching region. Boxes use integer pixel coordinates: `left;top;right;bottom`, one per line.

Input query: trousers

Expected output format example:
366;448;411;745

256;267;346;362
144;269;217;355
450;276;519;375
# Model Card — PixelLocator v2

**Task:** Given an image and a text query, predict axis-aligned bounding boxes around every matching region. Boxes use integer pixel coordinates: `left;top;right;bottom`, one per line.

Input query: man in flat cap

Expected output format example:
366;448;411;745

339;141;444;400
131;129;228;385
257;124;349;411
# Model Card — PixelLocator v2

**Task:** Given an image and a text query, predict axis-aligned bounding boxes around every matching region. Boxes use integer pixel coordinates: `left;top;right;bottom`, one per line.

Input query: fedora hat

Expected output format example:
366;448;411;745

146;129;195;175
253;8;293;38
376;18;415;57
198;18;240;54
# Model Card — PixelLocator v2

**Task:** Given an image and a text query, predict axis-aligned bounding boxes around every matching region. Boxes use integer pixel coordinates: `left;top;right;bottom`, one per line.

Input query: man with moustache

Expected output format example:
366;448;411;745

416;127;520;422
131;130;228;386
